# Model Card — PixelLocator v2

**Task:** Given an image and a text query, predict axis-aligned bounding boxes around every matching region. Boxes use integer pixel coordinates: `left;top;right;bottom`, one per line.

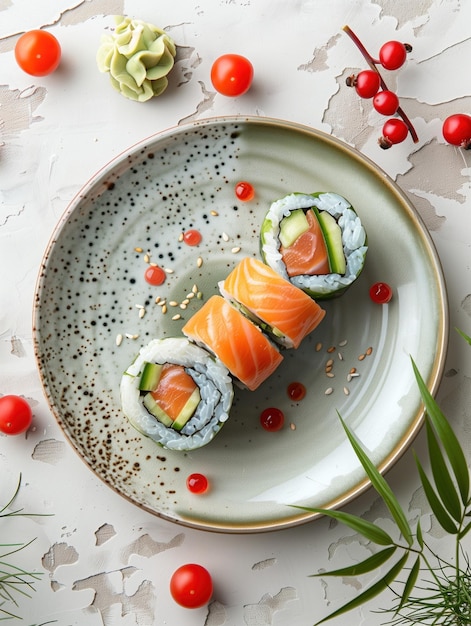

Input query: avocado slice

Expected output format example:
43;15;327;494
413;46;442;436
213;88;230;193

315;209;346;275
279;209;310;248
139;362;163;391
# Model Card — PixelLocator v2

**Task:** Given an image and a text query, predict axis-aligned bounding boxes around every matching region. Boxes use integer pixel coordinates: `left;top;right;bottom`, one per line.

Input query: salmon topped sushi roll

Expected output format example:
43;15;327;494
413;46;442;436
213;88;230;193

182;295;283;391
219;257;326;349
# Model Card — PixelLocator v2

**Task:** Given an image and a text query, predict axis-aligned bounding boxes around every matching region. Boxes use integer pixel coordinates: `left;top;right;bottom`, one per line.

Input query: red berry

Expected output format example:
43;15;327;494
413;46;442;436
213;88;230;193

373;90;399;116
353;70;381;98
379;41;409;70
379;118;408;148
442;114;471;149
369;282;393;304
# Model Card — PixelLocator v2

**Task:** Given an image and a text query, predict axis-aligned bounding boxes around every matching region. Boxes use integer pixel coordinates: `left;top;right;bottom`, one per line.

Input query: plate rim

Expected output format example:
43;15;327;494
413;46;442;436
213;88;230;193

32;115;449;533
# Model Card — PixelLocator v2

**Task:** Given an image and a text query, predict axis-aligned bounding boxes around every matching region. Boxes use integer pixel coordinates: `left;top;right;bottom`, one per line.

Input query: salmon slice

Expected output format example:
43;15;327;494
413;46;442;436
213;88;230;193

220;257;326;348
182;295;283;391
151;363;197;422
280;209;330;277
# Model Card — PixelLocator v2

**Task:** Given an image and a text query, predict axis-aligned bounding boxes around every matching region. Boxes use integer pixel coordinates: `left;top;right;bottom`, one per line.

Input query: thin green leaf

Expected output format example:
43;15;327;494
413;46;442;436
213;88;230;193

311;546;396;578
296;506;394;545
416;518;424;549
313;552;409;626
456;327;471;345
411;358;469;503
425;419;462;522
458;519;471;540
414;452;458;534
339;414;413;546
398;556;421;610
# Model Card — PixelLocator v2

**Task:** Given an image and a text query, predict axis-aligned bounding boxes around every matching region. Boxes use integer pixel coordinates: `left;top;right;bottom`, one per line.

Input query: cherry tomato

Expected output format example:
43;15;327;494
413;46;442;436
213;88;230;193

373;90;399;116
15;30;61;77
379;40;409;70
211;54;254;97
170;564;213;608
354;70;380;99
442;114;471;149
0;395;33;435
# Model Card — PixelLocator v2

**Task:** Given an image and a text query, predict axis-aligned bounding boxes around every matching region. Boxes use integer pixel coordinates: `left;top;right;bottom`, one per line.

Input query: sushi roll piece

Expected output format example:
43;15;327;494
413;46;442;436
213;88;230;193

120;337;234;450
219;256;326;349
182;295;283;391
260;192;368;299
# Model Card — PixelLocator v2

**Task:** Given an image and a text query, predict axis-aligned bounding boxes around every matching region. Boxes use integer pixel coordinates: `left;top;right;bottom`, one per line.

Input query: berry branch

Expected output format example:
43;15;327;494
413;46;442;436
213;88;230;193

342;25;419;148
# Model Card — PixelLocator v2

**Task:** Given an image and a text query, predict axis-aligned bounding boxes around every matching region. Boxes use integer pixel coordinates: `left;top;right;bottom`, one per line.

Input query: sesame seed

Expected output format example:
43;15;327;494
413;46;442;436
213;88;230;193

169;301;178;307
134;247;143;253
366;346;373;356
343;386;350;395
155;296;161;304
149;262;158;267
315;342;323;352
346;374;352;382
144;254;150;263
116;333;123;346
164;267;174;274
326;372;335;378
139;308;145;319
178;232;184;242
211;210;219;216
350;372;360;378
290;423;296;431
338;352;344;361
157;299;166;306
182;298;190;305
161;305;167;314
326;358;334;367
350;367;357;374
125;333;139;340
197;257;203;267
180;303;187;310
172;314;182;321
135;303;144;309
197;291;203;299
338;339;348;347
327;346;336;353
325;365;333;373
231;246;241;254
325;387;333;395
358;354;366;361
222;232;230;242
186;292;194;299
192;284;198;293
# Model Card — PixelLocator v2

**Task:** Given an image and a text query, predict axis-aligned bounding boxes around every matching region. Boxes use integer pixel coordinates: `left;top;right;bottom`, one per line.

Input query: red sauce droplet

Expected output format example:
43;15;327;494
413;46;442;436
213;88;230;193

287;382;306;402
369;282;393;304
186;473;209;494
235;181;255;201
144;265;166;286
183;229;202;246
260;407;284;431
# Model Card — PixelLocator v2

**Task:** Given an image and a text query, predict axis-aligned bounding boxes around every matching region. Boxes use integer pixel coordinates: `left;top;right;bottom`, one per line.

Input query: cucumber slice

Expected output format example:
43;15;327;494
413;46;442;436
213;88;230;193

139;361;163;391
143;393;173;427
315;210;346;275
279;209;309;248
172;388;201;431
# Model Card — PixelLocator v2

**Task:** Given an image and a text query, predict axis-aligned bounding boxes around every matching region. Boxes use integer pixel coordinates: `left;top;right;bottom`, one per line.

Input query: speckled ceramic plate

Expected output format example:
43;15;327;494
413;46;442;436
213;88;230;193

33;117;448;533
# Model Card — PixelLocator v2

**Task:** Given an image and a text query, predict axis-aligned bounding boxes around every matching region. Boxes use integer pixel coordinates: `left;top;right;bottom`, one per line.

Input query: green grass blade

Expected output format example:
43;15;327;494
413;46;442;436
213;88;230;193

416;518;424;549
311;546;396;578
456;327;471;345
414;452;458;534
339;414;413;546
411;358;470;503
313;552;409;626
425;419;462;522
397;555;421;611
296;507;394;545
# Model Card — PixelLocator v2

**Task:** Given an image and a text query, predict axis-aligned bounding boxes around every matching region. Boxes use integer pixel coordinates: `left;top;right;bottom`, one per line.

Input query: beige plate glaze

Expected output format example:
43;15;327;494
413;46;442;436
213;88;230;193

33;117;448;533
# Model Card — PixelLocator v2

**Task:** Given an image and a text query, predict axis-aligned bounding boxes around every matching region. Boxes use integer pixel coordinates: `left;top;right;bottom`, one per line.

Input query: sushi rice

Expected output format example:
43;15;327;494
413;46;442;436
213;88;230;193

260;192;368;299
120;337;234;450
